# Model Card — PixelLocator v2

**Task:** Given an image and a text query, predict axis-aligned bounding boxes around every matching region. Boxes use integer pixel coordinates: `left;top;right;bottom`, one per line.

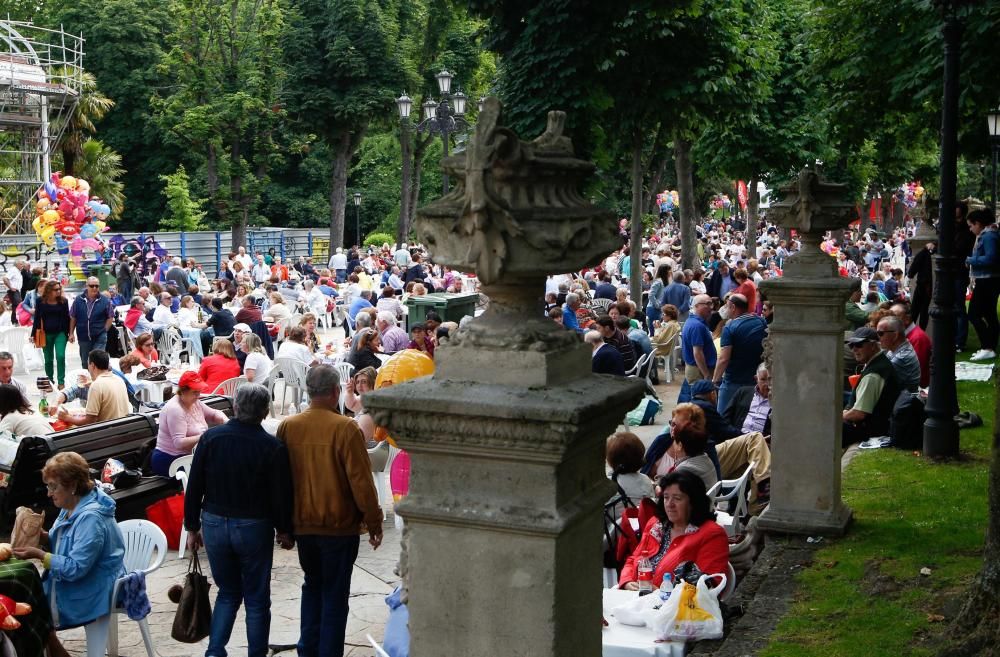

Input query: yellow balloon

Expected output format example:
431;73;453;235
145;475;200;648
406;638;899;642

59;176;76;190
36;199;49;213
373;349;435;446
42;209;60;225
75;178;90;192
39;226;55;246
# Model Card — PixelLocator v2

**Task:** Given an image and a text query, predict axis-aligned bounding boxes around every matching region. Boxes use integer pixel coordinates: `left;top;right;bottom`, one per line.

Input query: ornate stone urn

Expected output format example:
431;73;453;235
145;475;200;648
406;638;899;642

364;98;644;656
413;96;621;386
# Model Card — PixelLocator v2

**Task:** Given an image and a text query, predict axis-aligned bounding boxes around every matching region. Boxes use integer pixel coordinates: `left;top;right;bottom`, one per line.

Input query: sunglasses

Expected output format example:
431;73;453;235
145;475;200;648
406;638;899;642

87;284;99;288
876;330;896;336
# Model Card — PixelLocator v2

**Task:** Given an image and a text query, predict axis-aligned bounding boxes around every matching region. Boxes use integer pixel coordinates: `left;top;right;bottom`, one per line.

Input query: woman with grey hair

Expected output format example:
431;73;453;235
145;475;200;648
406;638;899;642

183;383;295;657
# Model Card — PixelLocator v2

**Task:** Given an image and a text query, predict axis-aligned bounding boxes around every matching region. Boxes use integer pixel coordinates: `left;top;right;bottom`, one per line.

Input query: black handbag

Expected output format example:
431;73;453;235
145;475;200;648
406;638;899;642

137;365;169;382
171;551;213;643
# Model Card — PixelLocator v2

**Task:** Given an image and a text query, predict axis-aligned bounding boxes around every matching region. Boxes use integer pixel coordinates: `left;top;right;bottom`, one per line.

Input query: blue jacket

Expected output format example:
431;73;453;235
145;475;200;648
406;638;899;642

967;229;1000;279
45;487;125;628
69;294;113;341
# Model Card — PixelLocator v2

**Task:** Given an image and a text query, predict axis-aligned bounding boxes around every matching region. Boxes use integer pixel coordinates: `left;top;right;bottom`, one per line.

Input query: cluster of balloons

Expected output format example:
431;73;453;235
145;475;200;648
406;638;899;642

896;181;925;210
657;190;680;213
32;173;111;267
710;194;732;211
373;349;435;505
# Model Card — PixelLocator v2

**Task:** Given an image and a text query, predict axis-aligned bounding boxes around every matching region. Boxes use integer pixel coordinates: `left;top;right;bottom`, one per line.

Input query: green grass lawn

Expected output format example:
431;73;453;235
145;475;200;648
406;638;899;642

760;349;995;657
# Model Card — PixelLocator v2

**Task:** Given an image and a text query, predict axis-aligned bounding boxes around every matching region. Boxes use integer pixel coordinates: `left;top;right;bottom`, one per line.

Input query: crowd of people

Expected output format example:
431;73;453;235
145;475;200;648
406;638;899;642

580;202;998;595
0;196;996;656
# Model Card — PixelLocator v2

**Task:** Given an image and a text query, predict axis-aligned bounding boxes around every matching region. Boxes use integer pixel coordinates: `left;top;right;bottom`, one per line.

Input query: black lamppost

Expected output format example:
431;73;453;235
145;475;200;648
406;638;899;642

988;107;1000;217
395;93;413;245
416;70;470;195
353;192;362;247
924;0;973;458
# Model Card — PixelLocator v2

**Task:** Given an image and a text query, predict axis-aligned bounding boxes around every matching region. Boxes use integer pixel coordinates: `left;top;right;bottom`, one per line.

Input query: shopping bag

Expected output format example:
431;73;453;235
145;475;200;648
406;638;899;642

652;573;726;641
170;551;213;643
10;507;44;549
32;320;45;349
146;494;184;550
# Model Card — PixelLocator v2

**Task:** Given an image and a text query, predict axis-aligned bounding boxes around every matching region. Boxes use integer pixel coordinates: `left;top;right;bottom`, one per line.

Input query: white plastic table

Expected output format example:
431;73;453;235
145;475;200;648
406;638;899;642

602;589;685;657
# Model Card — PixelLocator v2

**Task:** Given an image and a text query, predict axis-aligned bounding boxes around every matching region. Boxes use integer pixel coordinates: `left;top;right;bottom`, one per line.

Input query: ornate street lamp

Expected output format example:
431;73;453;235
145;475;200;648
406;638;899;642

925;0;976;457
416;70;472;195
477;96;486;114
353;192;362;248
988;106;1000;217
396;93;414;246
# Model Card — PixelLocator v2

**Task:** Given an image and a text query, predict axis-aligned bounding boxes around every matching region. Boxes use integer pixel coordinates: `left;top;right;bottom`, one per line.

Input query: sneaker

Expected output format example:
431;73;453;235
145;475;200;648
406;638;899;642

970;349;997;362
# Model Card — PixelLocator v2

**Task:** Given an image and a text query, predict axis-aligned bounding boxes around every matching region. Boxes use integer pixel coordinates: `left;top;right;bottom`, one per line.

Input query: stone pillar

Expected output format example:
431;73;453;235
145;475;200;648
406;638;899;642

365;99;645;657
758;169;856;536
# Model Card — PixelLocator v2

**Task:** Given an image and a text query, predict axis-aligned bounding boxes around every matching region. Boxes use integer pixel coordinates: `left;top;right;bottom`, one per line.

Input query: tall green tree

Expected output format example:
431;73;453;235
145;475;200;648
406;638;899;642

73;139;125;217
53;0;178;231
154;0;285;248
50;71;115;177
283;0;404;249
159;165;206;231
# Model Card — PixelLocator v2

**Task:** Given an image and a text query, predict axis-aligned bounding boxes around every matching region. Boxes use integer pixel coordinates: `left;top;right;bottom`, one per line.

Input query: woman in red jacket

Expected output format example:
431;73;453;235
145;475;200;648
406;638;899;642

619;470;729;589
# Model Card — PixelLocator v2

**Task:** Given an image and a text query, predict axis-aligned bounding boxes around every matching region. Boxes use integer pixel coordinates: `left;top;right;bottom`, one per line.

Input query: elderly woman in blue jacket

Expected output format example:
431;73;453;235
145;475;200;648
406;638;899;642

966;209;1000;362
13;452;125;657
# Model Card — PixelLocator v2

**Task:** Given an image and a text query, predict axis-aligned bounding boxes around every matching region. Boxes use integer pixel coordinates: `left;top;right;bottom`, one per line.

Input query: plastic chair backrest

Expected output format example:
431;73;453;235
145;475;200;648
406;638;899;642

118;519;168;575
168;454;194;490
334;361;355;386
627;351;652;377
213;375;247;397
719;562;737;601
707;461;755;518
367;440;390;472
273;357;308;388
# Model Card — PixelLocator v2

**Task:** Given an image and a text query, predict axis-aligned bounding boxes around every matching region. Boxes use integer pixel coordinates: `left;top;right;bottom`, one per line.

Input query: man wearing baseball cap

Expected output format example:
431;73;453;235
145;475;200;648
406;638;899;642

842;326;902;447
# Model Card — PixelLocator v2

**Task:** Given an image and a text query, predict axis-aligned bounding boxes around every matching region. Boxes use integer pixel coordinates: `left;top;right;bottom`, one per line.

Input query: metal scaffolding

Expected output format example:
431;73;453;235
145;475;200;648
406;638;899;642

0;19;82;235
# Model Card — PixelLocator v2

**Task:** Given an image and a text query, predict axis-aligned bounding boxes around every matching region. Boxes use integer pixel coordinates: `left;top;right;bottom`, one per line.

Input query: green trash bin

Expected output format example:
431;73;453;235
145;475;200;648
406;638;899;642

88;264;114;291
405;293;478;331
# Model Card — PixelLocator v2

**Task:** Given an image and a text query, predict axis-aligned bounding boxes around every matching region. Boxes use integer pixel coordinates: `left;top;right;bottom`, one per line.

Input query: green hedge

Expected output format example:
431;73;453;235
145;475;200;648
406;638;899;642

363;232;395;248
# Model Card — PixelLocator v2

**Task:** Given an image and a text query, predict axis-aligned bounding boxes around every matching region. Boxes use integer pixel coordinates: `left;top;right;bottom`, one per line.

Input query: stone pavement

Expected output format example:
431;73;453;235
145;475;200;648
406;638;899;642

8;325;681;656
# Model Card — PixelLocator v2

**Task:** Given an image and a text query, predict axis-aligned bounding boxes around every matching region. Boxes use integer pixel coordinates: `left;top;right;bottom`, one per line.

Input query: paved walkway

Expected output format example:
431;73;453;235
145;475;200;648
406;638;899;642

9;327;681;656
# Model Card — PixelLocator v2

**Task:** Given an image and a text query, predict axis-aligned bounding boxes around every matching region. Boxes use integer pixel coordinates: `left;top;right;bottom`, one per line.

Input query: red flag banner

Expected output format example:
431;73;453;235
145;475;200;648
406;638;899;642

737;180;749;210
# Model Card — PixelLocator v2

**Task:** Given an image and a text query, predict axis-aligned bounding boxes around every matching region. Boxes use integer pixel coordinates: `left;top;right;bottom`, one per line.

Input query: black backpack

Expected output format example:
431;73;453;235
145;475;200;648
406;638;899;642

890;391;925;450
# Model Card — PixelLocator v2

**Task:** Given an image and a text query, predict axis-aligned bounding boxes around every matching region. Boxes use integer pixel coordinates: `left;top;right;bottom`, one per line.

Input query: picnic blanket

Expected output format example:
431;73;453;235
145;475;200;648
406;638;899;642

955;361;994;382
0;559;53;657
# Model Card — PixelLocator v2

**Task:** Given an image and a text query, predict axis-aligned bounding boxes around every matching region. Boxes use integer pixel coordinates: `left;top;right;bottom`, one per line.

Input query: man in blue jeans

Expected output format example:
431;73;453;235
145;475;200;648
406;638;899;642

184;383;295;657
68;276;114;366
278;365;383;657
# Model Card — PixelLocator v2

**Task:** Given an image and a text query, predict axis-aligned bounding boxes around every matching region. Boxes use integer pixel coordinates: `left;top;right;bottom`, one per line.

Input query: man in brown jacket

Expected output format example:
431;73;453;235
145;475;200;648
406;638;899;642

277;364;383;657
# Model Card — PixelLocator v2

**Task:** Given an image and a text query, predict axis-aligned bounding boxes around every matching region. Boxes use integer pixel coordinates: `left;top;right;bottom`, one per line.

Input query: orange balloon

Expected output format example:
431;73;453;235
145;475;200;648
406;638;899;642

373;349;434;446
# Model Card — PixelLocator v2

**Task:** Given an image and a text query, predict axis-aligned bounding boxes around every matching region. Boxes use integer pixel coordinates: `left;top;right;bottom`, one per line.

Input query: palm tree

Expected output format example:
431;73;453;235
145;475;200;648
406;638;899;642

50;70;115;176
74;139;126;217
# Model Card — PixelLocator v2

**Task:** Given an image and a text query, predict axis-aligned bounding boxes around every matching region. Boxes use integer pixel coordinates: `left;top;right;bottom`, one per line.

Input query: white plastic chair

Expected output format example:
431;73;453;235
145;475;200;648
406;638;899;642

367;634;391;657
333;361;355;413
368;441;396;517
212;375;247;398
707;461;756;538
169;455;194;558
268;357;309;417
108;519;168;657
625;351;651;378
0;327;32;373
719;562;737;602
156;329;188;366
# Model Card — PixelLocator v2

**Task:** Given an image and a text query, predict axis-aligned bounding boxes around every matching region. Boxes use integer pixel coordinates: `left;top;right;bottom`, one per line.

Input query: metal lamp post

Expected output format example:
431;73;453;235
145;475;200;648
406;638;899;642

416;69;471;195
396;93;413;245
924;0;973;457
988;107;1000;217
353;192;362;248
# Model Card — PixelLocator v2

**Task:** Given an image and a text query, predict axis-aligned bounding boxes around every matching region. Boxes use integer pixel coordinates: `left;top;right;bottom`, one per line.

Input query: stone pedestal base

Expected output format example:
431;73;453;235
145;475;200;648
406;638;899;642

365;373;645;657
758;275;855;537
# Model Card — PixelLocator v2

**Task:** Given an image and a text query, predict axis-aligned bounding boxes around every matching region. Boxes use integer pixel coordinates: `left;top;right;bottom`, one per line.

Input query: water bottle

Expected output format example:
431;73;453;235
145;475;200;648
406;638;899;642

658;573;674;600
38;396;48;416
637;556;653;593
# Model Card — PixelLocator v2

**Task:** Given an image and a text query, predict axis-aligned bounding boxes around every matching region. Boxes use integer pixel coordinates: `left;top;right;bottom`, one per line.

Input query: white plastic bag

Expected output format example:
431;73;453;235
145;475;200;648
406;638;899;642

612;591;666;627
652;573;726;641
